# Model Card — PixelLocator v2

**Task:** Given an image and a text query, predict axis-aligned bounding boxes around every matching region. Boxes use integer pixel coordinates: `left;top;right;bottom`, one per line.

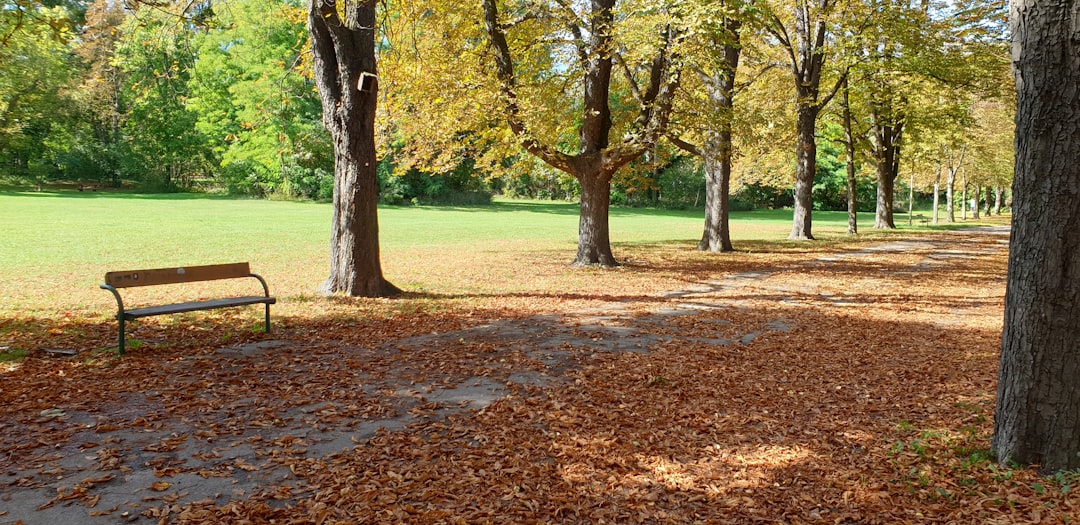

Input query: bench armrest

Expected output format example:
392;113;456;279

250;273;271;298
100;284;125;317
100;284;129;354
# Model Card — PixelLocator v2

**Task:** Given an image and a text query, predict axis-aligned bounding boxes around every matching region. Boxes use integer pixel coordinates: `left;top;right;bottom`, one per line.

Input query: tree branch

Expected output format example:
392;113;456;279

667;133;703;157
482;0;572;172
615;51;646;105
817;67;850;111
606;24;681;172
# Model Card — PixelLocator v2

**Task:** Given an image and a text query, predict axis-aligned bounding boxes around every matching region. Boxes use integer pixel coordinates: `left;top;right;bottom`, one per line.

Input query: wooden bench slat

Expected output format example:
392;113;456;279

123;296;276;319
105;262;251;288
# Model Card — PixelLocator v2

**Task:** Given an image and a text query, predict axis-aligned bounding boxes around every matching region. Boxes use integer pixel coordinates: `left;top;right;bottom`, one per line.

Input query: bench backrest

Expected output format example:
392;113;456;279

104;262;251;288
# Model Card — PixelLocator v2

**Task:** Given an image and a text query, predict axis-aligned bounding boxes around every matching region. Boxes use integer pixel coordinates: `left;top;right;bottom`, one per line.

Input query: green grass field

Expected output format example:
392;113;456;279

0;191;1000;318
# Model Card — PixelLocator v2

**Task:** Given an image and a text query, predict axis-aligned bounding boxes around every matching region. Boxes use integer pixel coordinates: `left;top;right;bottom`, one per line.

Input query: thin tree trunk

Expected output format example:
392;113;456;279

842;77;858;234
972;183;981;219
994;185;1003;215
994;0;1080;473
961;170;968;220
932;161;941;224
907;169;914;226
945;145;965;223
984;185;993;216
946;169;956;222
790;105;818;240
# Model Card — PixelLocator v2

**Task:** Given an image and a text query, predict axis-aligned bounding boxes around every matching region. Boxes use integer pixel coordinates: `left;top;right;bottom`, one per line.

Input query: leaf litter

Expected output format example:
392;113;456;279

2;224;1076;523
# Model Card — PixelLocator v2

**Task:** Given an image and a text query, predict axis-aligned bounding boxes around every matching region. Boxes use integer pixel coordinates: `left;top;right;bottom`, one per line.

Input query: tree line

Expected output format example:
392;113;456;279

2;1;1009;217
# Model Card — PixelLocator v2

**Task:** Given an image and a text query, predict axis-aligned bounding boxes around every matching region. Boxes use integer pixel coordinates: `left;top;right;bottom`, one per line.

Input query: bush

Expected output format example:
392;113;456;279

378;157;495;206
281;164;333;201
736;183;794;209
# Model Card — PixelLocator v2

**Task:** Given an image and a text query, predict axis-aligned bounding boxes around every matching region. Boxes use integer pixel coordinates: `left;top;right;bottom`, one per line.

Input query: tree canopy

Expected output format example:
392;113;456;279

0;0;1010;228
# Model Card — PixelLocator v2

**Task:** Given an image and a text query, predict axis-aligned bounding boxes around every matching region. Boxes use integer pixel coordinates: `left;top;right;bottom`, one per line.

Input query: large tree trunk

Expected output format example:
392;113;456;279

994;0;1080;474
309;0;399;297
874;164;896;229
868;131;902;227
699;143;734;252
790;105;818;240
697;24;740;253
575;169;618;266
773;0;844;242
871;115;903;229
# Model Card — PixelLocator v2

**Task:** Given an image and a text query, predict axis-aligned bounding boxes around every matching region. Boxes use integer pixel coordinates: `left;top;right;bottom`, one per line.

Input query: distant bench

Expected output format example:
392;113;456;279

100;262;275;354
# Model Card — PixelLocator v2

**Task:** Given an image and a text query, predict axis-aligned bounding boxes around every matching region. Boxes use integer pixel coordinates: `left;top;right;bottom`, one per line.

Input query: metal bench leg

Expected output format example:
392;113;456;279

264;304;271;333
118;317;126;355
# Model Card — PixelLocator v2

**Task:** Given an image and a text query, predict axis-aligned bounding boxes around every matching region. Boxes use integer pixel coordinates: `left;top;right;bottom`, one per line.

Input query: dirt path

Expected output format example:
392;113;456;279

1;227;1011;524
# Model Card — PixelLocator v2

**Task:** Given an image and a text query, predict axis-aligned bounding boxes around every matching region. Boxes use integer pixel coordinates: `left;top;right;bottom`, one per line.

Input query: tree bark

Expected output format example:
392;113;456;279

671;21;740;253
972;183;981;219
309;0;399;297
906;169;914;226
699;141;735;252
994;185;1003;215
946;168;956;222
874;164;896;229
993;0;1080;474
961;172;968;220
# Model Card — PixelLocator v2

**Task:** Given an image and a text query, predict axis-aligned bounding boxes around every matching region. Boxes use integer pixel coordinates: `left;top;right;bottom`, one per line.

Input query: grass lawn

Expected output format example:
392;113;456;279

0;190;1007;330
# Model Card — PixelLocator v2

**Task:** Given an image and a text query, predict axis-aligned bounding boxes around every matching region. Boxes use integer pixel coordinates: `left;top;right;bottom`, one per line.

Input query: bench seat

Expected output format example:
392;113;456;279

123;296;276;320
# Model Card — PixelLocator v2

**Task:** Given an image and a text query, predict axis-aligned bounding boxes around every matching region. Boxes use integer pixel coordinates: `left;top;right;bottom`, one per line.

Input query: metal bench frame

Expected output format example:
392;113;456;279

100;262;275;354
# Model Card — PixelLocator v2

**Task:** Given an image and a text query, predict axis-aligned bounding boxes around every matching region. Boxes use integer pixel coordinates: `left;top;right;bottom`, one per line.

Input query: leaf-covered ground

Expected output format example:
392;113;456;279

3;224;1078;524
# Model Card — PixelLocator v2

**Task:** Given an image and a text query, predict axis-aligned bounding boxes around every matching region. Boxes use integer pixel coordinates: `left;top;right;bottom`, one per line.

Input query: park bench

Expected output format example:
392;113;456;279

100;262;275;355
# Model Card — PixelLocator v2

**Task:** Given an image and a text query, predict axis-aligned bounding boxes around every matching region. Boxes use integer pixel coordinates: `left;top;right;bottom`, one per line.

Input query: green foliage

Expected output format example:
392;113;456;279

0;347;29;363
811;133;876;212
0;0;1014;211
378;156;494;206
113;8;210;191
0;5;77;180
734;183;793;210
187;0;330;199
613;155;706;210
